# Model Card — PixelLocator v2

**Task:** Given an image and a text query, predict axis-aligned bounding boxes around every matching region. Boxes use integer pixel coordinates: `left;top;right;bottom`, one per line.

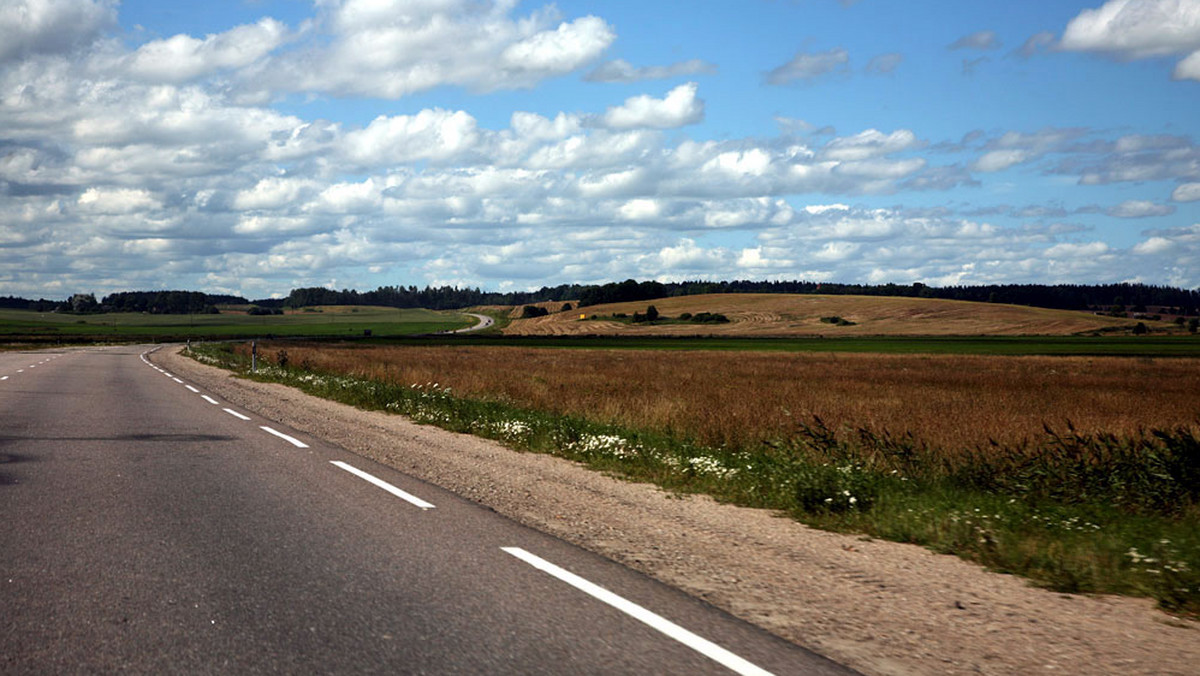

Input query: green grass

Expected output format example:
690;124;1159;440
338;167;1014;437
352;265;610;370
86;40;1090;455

0;306;473;343
190;342;1200;616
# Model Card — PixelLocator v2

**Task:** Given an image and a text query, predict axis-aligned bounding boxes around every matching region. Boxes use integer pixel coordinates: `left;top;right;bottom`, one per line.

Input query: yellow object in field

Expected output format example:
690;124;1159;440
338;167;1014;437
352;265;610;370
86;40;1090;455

580;314;586;320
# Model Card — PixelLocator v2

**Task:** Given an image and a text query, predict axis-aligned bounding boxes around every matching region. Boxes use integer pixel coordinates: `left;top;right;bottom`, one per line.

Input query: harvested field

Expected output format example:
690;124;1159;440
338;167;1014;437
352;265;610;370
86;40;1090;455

500;293;1153;337
258;344;1200;451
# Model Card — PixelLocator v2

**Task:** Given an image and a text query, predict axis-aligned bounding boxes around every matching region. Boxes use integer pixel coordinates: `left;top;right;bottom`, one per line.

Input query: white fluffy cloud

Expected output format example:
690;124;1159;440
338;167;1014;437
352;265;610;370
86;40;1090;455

1060;0;1200;80
1060;0;1200;57
126;18;287;83
343;110;481;167
255;1;614;98
823;129;921;161
600;83;704;130
1172;182;1200;201
973;149;1031;172
1;1;1197;298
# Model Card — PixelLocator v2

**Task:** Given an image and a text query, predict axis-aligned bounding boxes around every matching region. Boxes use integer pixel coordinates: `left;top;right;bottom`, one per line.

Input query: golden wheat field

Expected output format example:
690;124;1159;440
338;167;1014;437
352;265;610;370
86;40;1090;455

496;293;1154;337
263;343;1200;451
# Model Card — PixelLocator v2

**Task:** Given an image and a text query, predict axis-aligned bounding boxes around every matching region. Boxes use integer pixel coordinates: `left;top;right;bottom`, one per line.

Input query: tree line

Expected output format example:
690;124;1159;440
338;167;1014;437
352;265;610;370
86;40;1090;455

4;280;1198;316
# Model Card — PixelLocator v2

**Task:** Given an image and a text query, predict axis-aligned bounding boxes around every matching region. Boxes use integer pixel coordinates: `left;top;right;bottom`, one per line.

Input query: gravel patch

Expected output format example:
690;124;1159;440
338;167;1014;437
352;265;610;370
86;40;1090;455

159;346;1198;676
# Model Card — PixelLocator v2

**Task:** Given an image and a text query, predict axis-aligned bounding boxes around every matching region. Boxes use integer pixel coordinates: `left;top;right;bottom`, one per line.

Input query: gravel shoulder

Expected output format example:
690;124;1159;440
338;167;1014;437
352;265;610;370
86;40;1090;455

159;346;1198;676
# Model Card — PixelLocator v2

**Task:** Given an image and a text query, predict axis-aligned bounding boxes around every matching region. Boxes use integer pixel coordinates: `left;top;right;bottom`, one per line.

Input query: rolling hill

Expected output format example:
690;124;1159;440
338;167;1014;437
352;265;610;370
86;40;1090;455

500;293;1162;337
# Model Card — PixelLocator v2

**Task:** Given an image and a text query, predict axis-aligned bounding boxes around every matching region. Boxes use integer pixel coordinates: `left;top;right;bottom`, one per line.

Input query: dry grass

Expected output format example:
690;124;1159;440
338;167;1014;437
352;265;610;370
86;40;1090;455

501;293;1153;337
268;344;1200;451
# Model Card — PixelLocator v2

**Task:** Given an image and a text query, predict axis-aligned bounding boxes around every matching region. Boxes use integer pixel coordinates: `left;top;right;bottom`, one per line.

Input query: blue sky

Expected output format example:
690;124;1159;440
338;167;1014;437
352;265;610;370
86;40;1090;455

2;0;1199;299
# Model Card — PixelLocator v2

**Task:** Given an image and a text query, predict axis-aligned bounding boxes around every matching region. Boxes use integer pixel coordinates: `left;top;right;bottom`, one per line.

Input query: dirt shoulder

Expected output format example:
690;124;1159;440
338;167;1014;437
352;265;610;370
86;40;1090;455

159;346;1198;676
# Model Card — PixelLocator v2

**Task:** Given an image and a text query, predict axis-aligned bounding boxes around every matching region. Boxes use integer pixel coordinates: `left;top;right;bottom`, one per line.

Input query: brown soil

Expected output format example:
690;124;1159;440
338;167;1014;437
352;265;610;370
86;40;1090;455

501;293;1149;337
160;347;1199;676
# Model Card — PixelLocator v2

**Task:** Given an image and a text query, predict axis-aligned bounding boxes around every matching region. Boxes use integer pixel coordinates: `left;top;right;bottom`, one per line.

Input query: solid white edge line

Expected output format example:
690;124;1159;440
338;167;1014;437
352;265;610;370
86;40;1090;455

261;425;309;448
223;408;251;421
201;395;220;405
500;547;774;676
329;461;435;510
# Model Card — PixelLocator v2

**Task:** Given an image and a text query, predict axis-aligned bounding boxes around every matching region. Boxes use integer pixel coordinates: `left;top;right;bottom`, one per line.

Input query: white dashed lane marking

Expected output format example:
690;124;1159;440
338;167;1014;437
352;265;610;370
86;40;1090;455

330;461;435;510
260;426;309;448
501;547;774;676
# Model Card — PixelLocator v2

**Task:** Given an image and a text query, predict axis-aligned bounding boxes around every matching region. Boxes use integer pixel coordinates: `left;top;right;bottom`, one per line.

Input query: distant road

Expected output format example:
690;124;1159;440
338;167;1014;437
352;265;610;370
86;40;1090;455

0;345;852;674
447;312;495;333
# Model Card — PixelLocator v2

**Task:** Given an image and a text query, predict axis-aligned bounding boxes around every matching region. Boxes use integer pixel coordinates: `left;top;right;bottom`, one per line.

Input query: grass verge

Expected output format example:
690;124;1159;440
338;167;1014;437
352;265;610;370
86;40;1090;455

189;342;1200;616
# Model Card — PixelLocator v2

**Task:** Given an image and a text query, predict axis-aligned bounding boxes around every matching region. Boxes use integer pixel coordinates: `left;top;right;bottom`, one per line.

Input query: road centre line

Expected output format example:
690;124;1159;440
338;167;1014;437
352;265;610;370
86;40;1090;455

201;395;220;405
329;461;435;510
500;547;774;676
223;408;251;421
261;426;309;448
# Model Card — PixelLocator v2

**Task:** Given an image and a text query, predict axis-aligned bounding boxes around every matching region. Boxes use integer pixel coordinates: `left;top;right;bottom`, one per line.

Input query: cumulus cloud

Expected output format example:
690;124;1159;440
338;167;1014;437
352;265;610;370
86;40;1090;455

1176;49;1200;79
1060;0;1200;57
599;83;704;130
0;0;116;62
77;187;160;214
585;58;717;83
1172;182;1200;201
126;18;287;83
2;2;1197;297
1059;0;1200;80
823;129;921;161
973;149;1031;172
343;110;481;166
766;47;849;84
1105;199;1176;218
253;1;615;98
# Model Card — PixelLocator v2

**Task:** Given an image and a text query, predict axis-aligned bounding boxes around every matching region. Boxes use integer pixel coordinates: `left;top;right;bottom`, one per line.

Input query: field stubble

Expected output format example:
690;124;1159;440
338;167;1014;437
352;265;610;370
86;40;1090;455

261;344;1200;451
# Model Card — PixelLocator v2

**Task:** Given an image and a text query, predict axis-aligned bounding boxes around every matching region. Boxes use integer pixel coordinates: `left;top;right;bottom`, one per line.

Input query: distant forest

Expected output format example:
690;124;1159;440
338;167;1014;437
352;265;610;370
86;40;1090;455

2;280;1198;316
270;280;1200;316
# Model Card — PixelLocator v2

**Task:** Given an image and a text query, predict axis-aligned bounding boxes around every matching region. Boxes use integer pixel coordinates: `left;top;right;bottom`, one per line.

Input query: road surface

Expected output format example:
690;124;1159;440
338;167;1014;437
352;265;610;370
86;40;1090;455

447;312;495;333
0;345;854;675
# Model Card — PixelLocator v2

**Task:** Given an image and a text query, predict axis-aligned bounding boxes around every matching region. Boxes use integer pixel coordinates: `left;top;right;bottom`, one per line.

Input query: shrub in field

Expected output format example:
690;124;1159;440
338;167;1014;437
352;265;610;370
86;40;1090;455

820;315;856;326
521;305;549;318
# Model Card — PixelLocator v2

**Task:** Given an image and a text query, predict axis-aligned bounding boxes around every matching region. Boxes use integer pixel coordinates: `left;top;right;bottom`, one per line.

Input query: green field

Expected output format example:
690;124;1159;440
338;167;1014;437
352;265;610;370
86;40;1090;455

0;306;474;343
4;305;1198;356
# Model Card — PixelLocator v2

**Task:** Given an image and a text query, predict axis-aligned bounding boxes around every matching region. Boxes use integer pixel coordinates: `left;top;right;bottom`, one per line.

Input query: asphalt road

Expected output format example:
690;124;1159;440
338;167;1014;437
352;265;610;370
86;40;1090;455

447;313;495;333
0;345;855;675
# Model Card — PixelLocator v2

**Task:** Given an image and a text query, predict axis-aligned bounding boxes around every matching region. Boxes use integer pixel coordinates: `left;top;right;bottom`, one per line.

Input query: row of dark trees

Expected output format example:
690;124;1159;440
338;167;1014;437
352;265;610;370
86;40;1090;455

5;280;1199;316
271;279;1200;316
275;284;590;311
101;291;248;314
0;291;247;314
